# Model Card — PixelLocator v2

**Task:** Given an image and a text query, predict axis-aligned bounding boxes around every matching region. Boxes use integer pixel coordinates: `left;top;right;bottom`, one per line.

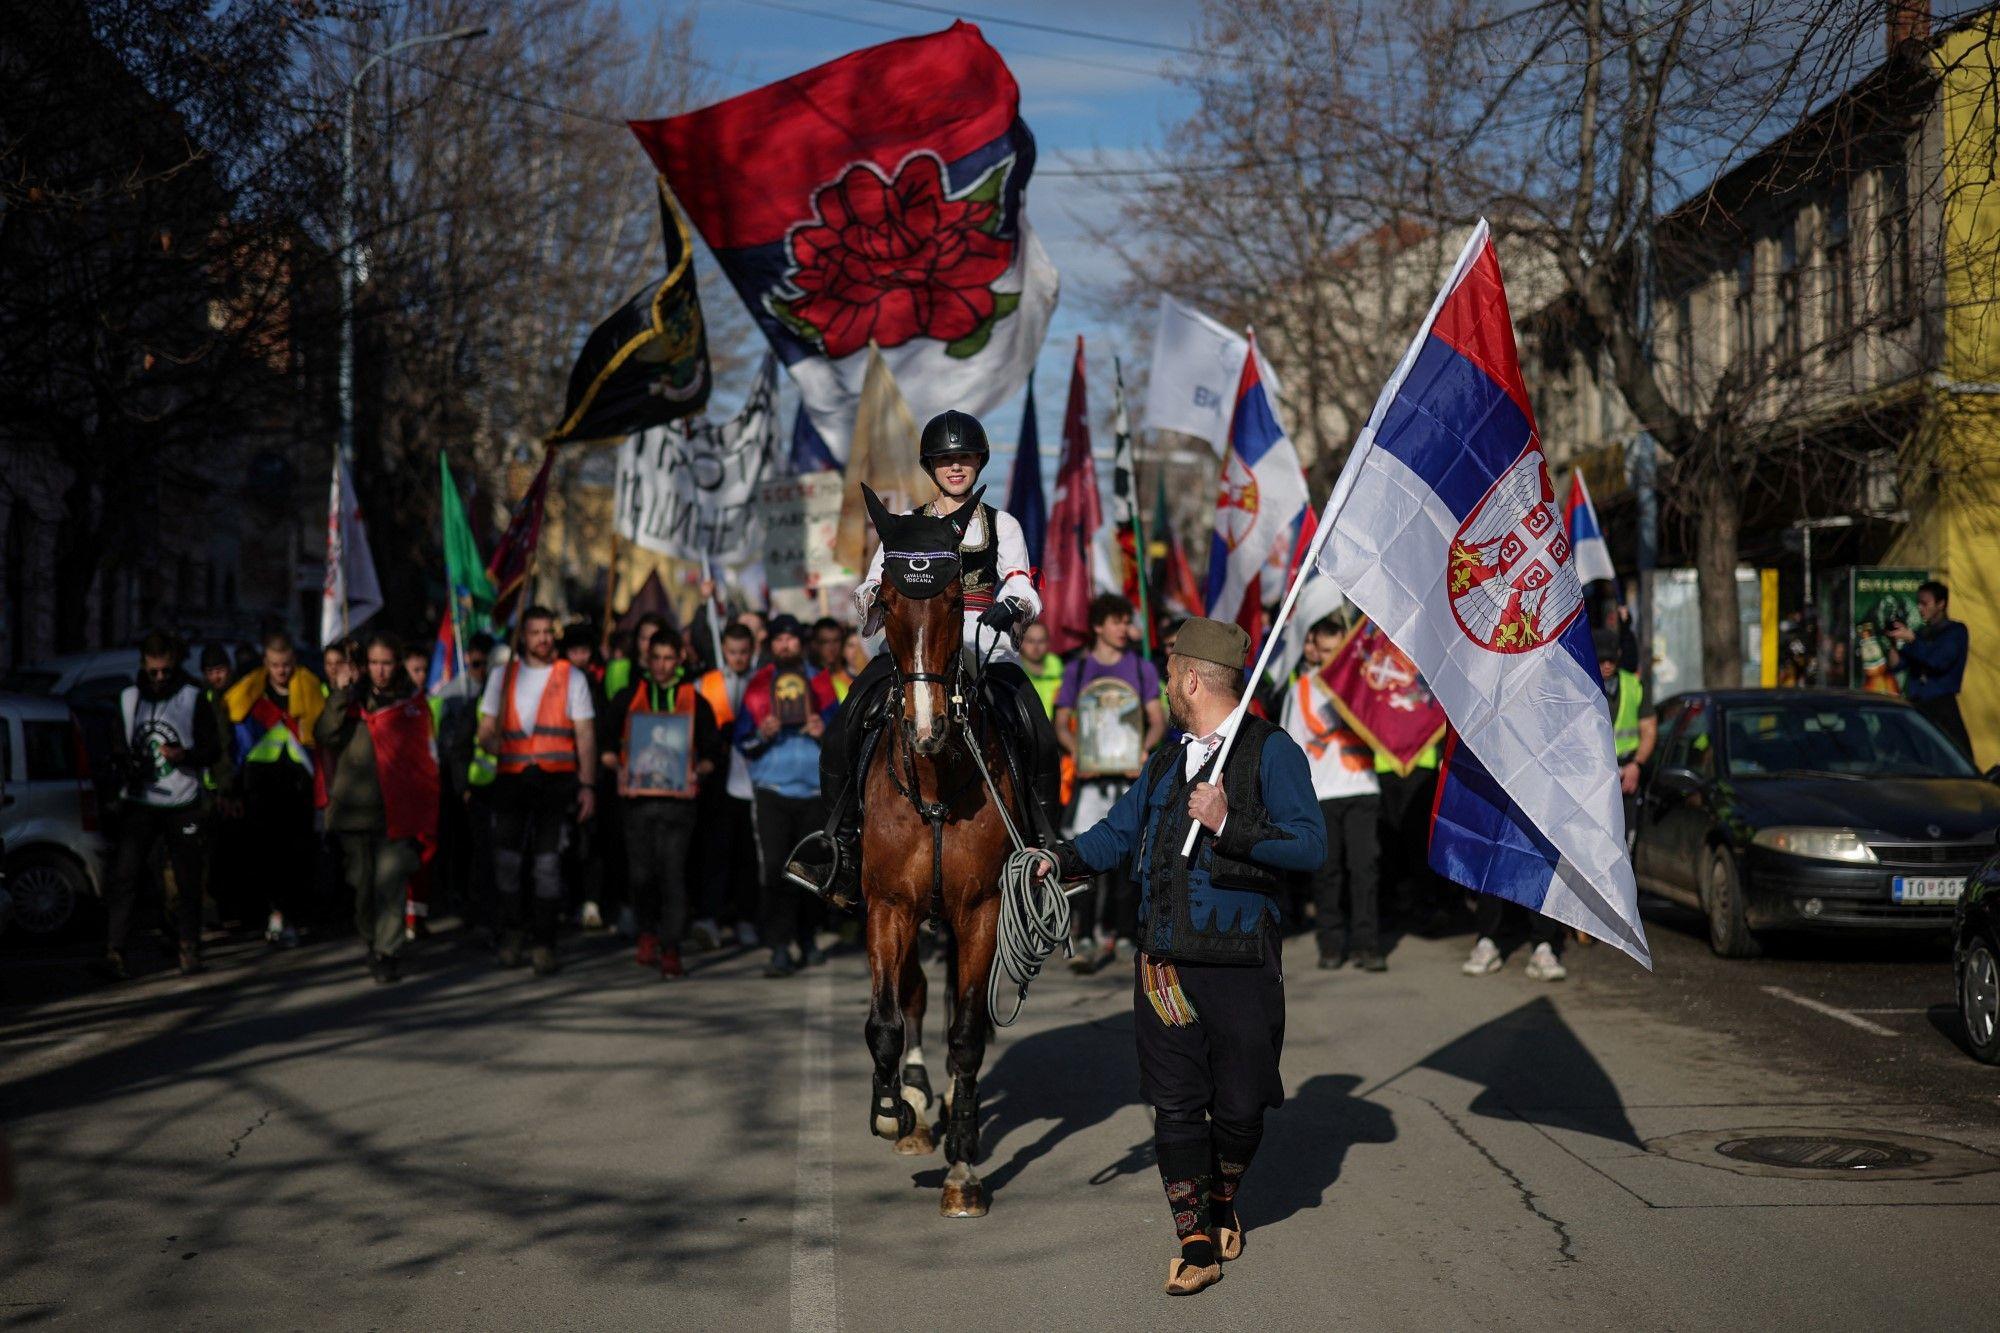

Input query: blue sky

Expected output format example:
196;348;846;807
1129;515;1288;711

636;0;1210;485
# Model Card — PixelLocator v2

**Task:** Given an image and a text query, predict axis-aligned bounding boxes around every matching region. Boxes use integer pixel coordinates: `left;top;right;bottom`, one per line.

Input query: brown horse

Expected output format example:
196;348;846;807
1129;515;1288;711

857;486;1021;1218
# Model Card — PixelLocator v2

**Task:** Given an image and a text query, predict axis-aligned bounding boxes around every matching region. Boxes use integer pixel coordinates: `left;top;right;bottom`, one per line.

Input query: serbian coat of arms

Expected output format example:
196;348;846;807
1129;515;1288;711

1446;444;1584;653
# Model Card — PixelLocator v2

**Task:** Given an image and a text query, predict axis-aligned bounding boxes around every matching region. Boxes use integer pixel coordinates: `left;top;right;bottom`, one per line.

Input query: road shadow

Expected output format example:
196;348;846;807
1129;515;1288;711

1241;1073;1398;1228
1412;995;1641;1148
913;1010;1141;1199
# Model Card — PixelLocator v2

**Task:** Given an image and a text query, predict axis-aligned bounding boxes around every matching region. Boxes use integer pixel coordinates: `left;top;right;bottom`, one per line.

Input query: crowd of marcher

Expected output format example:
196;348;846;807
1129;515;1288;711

97;577;1629;988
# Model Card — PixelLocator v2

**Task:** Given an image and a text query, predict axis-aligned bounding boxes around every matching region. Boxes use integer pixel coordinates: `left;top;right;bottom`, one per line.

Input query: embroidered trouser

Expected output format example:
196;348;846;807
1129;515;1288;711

1134;939;1286;1240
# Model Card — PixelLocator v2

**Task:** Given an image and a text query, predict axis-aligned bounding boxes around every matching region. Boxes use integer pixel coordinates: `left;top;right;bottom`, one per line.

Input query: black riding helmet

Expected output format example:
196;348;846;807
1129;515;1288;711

919;410;989;473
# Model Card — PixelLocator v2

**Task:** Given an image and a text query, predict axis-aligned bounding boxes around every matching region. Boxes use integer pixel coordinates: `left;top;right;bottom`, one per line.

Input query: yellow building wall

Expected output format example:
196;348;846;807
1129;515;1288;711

1888;17;2000;767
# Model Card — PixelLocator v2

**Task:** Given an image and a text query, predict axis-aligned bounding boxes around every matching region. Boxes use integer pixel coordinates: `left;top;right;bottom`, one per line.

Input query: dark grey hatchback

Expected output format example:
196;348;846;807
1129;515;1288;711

1631;689;2000;958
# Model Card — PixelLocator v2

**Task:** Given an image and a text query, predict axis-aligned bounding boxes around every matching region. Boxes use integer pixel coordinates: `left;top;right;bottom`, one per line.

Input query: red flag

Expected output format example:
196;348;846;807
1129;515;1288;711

360;694;440;858
1041;336;1102;654
1319;620;1447;776
487;445;557;626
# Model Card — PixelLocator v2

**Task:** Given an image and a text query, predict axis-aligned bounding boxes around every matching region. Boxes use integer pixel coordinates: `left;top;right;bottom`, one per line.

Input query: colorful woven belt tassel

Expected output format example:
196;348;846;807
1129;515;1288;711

1141;953;1198;1028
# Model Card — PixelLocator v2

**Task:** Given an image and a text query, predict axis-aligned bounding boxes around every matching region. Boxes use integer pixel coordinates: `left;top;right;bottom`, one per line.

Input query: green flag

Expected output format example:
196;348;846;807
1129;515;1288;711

441;452;494;648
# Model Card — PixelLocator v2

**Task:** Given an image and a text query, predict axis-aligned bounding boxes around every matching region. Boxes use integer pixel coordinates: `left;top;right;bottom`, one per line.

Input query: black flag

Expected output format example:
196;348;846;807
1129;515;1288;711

549;178;711;444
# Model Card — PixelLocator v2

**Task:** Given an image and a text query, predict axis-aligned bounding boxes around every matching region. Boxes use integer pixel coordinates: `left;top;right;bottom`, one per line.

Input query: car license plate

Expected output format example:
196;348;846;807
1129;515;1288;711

1892;876;1965;904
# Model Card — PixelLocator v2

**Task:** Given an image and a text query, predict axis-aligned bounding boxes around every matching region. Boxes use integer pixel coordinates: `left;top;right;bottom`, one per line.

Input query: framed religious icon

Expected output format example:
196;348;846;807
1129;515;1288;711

770;668;811;727
1074;676;1145;778
623;710;697;798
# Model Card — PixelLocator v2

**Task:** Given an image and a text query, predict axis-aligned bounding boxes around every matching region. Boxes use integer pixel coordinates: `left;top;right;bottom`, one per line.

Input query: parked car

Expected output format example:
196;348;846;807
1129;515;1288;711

0;691;107;938
1632;688;2000;957
1953;851;2000;1063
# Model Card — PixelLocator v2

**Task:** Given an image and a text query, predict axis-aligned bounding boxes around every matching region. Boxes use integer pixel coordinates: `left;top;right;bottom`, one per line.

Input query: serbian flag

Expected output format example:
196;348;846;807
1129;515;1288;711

1564;472;1616;585
1321;620;1447;776
1206;334;1313;642
360;694;440;860
1314;220;1648;967
630;22;1058;466
1042;337;1102;654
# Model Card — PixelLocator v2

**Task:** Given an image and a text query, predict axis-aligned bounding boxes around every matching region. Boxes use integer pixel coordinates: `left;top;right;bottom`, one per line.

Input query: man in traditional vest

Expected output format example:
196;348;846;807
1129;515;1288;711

104;631;227;979
690;621;759;951
317;632;439;984
604;626;724;978
1043;617;1325;1295
222;630;326;948
794;409;1057;904
477;606;599;975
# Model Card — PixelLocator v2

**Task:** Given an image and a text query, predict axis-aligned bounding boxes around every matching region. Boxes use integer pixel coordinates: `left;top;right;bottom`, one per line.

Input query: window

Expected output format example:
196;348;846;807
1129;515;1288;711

1825;185;1852;333
22;720;78;781
1733;250;1756;364
1879;162;1913;317
1776;226;1802;366
1722;702;1974;779
1658;698;1715;778
1675;293;1696;399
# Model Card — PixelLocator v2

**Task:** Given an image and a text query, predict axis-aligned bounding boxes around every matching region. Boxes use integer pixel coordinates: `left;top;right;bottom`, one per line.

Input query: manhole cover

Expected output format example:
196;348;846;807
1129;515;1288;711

1714;1135;1928;1172
1648;1125;2000;1181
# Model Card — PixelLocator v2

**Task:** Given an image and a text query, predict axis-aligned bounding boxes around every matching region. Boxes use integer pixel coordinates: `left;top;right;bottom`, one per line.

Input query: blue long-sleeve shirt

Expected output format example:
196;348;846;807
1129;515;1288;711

1899;619;1968;701
1072;721;1325;958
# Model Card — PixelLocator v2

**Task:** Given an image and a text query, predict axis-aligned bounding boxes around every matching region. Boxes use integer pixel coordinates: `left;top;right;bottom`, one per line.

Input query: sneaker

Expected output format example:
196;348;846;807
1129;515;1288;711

497;933;527;969
659;949;685;980
635;932;661;967
1353;950;1388;973
689;918;721;952
579;901;604;931
370;955;402;985
1316;954;1345;971
1462;937;1503;976
736;921;761;948
92;949;130;982
803;944;828;968
531;945;560;976
1524;942;1568;982
265;911;285;945
178;944;205;977
1068;940;1097;974
764;948;798;978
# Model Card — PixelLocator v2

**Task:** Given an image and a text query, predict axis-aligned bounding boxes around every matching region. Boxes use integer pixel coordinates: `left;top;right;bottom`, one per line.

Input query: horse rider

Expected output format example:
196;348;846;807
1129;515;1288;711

790;409;1060;905
1039;617;1325;1295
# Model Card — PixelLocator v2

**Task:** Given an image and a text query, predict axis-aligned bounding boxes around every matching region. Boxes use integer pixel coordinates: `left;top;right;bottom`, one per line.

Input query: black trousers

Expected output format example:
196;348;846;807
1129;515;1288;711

1314;795;1381;957
241;762;316;923
754;788;824;952
107;801;208;952
461;790;497;933
1476;894;1563;952
698;792;759;926
1376;767;1443;918
625;797;698;943
1135;938;1287;1157
492;769;576;945
1914;695;1975;763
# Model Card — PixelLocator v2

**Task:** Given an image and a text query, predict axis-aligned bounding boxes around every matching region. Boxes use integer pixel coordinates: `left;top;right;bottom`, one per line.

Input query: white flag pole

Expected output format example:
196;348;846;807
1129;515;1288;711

1179;514;1339;858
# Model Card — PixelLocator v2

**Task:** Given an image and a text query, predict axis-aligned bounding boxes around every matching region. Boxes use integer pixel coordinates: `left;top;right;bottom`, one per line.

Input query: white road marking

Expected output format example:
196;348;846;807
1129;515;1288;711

1847;1008;1931;1014
1760;986;1900;1037
791;965;837;1333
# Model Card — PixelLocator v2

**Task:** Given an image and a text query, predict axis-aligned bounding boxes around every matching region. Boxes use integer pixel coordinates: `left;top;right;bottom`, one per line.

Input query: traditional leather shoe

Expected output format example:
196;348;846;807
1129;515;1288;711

1217;1225;1245;1262
1165;1255;1223;1295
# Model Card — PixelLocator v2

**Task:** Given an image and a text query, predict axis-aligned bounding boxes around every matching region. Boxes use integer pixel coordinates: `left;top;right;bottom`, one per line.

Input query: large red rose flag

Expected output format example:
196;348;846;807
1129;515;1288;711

630;22;1058;463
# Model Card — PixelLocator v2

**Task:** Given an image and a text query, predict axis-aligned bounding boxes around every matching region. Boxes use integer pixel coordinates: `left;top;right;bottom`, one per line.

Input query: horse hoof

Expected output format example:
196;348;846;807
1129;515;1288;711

940;1164;987;1218
894;1124;936;1156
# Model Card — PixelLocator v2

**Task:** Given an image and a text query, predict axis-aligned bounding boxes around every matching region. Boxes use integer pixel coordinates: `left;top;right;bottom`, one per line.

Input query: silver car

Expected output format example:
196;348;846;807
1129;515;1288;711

0;691;108;937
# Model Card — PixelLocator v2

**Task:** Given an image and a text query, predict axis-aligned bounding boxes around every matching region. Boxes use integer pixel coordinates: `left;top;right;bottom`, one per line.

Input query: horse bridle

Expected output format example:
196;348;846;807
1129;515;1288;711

880;547;976;734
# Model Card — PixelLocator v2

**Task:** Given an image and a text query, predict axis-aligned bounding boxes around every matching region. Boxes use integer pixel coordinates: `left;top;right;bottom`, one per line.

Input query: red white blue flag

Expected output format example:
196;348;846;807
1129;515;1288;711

630;23;1057;466
1314;221;1648;967
1206;333;1313;642
1564;471;1617;585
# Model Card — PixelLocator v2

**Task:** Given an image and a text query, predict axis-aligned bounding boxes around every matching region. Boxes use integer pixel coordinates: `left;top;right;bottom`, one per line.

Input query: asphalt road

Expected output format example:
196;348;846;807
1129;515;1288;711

3;903;1997;1330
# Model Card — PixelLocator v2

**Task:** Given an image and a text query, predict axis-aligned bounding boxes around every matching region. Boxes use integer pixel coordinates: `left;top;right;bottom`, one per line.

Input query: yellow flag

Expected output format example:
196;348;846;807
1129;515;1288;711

835;343;933;574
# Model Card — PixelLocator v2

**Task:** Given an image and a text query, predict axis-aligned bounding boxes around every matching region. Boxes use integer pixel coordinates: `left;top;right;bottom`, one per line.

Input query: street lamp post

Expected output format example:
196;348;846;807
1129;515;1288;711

338;25;487;469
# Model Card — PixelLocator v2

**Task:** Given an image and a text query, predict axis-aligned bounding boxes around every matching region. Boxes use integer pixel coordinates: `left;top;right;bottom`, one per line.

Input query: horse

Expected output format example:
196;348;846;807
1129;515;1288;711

855;484;1024;1219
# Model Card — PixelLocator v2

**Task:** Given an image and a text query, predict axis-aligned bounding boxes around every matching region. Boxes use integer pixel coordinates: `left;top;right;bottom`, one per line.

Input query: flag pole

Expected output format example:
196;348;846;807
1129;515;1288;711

1120;356;1155;663
600;526;621;658
1179;514;1338;858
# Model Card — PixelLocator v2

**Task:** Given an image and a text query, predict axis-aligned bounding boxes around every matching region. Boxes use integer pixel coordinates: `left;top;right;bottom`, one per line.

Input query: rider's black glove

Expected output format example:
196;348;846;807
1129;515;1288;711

977;600;1020;634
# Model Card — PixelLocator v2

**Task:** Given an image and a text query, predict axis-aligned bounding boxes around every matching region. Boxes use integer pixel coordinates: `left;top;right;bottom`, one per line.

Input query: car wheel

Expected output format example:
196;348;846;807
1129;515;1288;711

1702;846;1762;959
1961;934;2000;1064
4;850;89;938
